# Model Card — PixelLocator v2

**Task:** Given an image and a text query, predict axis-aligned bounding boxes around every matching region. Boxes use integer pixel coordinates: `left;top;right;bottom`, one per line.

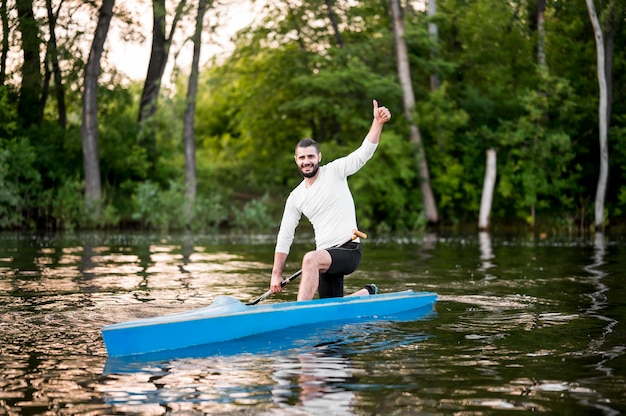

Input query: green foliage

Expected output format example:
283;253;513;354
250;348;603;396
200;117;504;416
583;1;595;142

100;121;148;183
439;0;536;123
132;181;186;231
42;177;120;231
0;137;42;229
0;151;22;228
84;200;120;230
611;123;626;218
132;180;229;232
190;193;229;233
231;194;275;233
348;132;424;233
4;0;626;232
416;84;474;224
495;68;579;224
0;87;19;138
49;178;84;230
618;188;626;217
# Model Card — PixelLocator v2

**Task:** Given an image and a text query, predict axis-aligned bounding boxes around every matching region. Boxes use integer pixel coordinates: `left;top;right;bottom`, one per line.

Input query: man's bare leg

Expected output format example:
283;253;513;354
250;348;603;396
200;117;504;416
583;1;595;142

347;288;369;296
348;284;377;297
297;250;332;301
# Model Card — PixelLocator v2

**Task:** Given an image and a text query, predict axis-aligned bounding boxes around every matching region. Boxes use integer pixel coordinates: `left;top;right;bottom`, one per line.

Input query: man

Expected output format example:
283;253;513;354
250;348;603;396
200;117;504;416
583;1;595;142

270;99;392;301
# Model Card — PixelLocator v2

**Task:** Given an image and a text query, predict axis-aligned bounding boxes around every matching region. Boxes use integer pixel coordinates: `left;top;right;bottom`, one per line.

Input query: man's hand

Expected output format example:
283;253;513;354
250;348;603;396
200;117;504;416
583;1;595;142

270;274;284;294
373;99;392;124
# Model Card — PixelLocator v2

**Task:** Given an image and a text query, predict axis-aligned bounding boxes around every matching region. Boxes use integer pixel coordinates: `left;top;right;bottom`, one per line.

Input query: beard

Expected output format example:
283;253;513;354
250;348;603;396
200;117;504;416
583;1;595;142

299;163;319;178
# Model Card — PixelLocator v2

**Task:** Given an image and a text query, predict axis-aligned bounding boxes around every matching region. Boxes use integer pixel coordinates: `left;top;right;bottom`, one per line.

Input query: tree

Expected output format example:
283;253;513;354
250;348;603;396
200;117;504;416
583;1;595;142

534;0;547;68
138;0;188;172
183;0;209;216
324;0;344;48
0;0;9;85
478;149;496;230
44;0;67;128
428;0;440;90
82;0;115;216
585;0;609;231
390;0;438;225
16;0;42;128
496;69;577;228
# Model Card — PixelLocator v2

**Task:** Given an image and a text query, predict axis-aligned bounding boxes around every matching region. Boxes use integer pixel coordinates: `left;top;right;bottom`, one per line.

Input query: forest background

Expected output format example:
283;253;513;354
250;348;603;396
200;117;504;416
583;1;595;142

1;0;625;236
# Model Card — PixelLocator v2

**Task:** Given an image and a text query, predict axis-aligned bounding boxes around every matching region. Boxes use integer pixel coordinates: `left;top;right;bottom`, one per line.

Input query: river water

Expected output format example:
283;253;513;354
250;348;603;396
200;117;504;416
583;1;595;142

0;231;624;415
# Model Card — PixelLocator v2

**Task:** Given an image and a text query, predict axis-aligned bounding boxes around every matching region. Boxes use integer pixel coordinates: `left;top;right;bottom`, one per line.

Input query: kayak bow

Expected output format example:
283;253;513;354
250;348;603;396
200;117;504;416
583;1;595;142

101;290;437;357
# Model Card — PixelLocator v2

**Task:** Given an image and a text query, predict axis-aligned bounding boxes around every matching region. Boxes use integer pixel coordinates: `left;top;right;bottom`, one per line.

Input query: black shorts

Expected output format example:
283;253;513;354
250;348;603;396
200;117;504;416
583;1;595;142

318;242;362;299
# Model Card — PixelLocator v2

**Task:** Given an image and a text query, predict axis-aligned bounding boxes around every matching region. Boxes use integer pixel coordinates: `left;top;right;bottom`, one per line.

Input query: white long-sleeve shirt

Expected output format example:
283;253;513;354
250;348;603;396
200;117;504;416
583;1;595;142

275;138;378;254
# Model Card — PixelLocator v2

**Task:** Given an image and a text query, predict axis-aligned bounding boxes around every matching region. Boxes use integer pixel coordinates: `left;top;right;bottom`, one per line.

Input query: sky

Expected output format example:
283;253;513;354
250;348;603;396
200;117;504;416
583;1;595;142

9;0;428;87
108;0;257;82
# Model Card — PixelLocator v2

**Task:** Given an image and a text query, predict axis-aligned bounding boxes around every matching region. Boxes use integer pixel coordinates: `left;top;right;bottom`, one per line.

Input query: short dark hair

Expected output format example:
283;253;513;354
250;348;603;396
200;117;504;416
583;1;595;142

295;138;319;153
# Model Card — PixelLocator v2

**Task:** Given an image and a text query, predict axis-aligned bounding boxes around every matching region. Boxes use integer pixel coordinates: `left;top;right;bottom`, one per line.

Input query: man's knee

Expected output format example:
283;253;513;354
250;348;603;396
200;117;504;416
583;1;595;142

302;250;330;271
302;251;317;268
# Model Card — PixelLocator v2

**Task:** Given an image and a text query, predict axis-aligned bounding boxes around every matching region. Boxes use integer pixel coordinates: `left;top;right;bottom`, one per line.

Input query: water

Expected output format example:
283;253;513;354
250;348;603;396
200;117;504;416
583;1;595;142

0;231;624;415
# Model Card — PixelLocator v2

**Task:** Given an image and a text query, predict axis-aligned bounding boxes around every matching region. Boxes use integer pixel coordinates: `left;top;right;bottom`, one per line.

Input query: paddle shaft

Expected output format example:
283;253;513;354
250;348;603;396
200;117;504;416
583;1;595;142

245;230;367;306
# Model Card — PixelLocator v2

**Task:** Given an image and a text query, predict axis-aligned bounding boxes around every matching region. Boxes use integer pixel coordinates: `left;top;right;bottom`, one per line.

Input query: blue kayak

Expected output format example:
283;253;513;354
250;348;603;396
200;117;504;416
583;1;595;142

101;290;438;357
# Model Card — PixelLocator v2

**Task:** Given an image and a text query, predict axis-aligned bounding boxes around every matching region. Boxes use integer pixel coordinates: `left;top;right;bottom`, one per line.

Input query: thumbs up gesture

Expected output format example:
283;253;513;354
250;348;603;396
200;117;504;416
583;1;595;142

373;99;391;124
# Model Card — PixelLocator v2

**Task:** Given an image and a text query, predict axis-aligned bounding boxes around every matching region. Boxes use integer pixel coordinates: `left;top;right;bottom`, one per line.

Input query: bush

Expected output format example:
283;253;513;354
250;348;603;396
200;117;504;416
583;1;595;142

0;137;42;229
133;180;229;232
51;178;84;230
231;194;276;233
190;193;229;233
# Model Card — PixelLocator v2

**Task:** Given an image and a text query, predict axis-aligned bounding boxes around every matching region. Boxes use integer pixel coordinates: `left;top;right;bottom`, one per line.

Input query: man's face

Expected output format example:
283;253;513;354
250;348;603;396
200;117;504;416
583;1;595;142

295;146;321;178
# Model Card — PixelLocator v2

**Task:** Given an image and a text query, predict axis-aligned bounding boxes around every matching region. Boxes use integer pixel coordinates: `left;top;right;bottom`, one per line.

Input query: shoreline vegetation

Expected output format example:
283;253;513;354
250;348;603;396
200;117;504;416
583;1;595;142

1;1;624;234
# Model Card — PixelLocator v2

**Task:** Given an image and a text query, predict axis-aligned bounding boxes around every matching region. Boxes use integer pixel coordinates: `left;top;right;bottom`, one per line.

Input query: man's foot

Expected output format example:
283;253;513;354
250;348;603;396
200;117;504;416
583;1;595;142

364;283;378;295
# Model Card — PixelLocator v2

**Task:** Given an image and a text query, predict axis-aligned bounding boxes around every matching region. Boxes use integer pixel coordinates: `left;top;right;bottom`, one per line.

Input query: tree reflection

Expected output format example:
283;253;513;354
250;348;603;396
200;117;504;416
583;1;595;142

585;233;619;374
478;231;496;280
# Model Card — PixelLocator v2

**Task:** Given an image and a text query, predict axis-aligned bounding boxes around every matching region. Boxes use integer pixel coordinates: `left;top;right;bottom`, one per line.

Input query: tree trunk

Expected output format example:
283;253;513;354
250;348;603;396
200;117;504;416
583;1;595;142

536;0;546;67
46;0;66;128
585;0;609;231
138;0;168;124
16;0;42;128
138;0;187;170
82;0;115;215
390;0;438;225
478;149;496;231
428;0;439;90
604;1;617;123
41;49;51;124
183;0;209;220
324;0;344;48
0;0;9;85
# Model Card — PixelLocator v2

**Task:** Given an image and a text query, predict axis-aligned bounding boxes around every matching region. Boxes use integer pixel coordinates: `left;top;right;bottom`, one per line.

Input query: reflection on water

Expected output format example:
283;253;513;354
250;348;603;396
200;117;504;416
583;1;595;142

584;233;619;354
99;317;434;415
273;352;355;415
0;232;625;415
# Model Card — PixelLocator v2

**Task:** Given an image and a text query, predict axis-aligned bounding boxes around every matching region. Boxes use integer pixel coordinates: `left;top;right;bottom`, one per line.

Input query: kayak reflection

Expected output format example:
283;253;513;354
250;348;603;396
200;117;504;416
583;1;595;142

100;311;435;412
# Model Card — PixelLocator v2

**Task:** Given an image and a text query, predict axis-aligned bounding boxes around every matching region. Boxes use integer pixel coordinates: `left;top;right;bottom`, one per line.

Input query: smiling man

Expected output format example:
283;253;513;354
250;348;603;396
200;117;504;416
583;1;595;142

270;100;392;301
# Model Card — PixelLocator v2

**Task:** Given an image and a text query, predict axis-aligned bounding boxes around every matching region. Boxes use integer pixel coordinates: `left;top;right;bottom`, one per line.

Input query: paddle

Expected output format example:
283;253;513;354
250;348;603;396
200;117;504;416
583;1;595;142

245;229;367;306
